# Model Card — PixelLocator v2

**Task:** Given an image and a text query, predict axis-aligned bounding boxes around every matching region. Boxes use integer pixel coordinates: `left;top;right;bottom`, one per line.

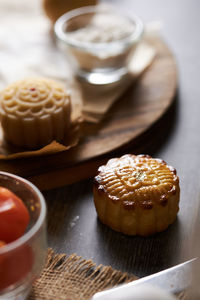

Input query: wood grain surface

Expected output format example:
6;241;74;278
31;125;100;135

1;0;200;287
43;0;200;280
0;36;177;190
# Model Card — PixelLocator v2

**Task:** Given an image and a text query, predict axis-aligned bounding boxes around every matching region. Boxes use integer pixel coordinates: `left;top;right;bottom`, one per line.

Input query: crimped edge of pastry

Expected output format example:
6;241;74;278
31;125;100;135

93;154;180;236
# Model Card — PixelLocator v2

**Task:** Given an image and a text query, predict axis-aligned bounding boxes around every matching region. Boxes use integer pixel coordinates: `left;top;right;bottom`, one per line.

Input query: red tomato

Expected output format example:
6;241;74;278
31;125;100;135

0;187;30;243
0;243;33;290
0;241;5;248
0;241;6;266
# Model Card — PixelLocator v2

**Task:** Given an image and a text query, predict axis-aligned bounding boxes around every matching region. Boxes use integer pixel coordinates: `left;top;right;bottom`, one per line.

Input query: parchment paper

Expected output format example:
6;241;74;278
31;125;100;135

0;0;156;159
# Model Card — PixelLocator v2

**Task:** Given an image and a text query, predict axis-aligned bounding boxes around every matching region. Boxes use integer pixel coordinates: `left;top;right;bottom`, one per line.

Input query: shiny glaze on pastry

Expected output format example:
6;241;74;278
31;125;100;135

0;78;71;148
93;154;180;236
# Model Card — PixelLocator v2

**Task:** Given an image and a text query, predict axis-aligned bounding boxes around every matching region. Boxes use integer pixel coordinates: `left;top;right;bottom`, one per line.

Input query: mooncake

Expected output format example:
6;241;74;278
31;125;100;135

43;0;98;23
0;78;71;148
93;154;180;236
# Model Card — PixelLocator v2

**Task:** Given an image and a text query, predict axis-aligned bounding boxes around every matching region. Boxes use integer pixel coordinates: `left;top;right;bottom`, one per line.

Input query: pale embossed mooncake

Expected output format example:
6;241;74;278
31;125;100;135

0;78;71;148
93;154;180;236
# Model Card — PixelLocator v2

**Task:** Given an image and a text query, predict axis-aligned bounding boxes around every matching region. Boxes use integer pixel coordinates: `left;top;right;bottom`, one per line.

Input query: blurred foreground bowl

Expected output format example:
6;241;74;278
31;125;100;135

0;172;47;300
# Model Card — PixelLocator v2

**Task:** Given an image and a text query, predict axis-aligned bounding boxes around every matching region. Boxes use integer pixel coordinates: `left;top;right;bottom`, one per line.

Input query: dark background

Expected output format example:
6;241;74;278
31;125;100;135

44;0;200;277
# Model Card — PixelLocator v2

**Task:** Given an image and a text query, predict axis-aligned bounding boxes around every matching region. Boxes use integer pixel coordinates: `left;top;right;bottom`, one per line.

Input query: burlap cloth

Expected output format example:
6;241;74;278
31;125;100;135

28;248;188;300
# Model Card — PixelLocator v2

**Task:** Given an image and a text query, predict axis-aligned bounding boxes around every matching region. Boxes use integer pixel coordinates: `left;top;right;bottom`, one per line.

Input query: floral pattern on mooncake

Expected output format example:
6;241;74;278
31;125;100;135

0;78;71;148
94;154;180;236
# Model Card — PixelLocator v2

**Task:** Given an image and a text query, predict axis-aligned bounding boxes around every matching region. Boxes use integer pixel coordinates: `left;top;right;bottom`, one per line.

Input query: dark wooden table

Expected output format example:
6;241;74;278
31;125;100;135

44;0;200;278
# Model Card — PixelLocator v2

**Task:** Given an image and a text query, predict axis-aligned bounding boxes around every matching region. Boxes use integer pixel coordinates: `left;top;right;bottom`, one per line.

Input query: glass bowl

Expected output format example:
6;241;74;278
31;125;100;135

0;172;47;300
54;5;144;85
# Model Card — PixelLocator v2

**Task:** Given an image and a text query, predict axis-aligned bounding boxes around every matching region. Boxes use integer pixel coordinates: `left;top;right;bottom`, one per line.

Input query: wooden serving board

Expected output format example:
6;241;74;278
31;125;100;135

0;37;177;190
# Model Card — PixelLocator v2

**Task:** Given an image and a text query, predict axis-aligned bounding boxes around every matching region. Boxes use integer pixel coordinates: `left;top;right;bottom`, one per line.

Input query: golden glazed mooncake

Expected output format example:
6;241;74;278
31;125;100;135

43;0;98;23
0;78;71;148
93;154;180;236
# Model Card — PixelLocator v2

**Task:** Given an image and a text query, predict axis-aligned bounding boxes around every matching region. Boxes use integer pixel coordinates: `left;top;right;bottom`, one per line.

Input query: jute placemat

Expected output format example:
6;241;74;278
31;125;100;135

29;248;136;300
28;248;188;300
